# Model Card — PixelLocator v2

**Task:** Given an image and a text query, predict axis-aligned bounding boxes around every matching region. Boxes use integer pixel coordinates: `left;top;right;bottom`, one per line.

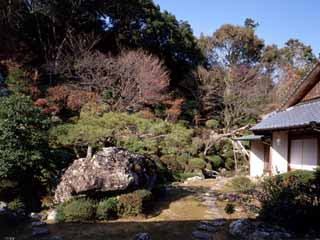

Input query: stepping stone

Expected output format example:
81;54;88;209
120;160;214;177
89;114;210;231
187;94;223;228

133;233;151;240
34;236;64;240
48;236;64;240
197;224;217;233
203;201;216;205
192;231;211;240
201;219;226;227
203;197;215;201
32;227;49;237
32;221;47;227
30;212;42;221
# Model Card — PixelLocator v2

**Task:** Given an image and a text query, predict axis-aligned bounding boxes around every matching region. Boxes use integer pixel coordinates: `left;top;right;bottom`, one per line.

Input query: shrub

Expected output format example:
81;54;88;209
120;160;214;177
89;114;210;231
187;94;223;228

228;176;255;193
176;153;191;166
205;119;219;129
56;198;96;222
225;158;235;170
205;163;213;170
190;137;204;155
224;203;235;215
96;197;118;220
117;190;152;217
50;111;194;170
188;158;206;170
281;170;314;184
207;155;223;169
135;189;152;202
160;155;184;172
259;170;320;233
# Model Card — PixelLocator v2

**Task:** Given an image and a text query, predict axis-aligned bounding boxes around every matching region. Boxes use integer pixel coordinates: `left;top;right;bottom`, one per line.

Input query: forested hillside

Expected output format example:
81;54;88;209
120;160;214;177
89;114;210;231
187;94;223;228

0;0;318;212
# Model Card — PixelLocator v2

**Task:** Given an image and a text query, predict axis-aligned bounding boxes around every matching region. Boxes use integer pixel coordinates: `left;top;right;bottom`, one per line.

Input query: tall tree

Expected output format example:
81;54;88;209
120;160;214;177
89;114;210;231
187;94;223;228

210;23;265;66
0;95;50;180
270;39;318;106
0;0;203;92
196;20;268;129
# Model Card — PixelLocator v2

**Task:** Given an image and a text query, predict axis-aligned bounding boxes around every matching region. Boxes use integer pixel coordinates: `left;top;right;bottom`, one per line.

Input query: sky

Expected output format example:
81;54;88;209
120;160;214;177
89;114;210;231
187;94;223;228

153;0;320;55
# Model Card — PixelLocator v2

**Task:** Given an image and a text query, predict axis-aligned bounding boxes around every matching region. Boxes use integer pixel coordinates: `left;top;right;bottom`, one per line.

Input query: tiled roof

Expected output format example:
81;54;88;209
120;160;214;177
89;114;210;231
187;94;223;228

234;135;264;141
251;99;320;131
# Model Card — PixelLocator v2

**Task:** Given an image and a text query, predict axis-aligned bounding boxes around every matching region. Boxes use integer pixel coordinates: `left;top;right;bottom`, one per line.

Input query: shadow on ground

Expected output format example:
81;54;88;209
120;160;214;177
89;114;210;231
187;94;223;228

1;219;236;240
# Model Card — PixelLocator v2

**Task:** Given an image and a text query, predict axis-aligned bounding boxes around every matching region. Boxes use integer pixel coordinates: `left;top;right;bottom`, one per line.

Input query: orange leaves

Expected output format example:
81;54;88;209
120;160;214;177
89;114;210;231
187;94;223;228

163;98;184;122
39;85;99;115
66;90;98;112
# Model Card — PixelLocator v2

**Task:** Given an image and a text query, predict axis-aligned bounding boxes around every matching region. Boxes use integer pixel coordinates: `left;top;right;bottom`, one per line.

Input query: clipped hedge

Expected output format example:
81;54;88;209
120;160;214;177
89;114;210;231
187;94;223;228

281;170;314;184
117;190;152;217
260;169;320;234
207;155;223;169
96;197;118;220
228;176;255;193
188;158;206;170
205;119;219;129
56;198;96;222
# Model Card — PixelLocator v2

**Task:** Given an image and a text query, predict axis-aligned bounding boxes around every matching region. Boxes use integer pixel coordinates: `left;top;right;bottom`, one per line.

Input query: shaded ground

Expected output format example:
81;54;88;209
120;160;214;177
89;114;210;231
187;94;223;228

1;179;253;240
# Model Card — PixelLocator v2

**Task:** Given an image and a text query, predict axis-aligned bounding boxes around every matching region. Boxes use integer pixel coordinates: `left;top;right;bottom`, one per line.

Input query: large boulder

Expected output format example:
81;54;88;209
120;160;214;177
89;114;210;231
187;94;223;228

54;147;157;203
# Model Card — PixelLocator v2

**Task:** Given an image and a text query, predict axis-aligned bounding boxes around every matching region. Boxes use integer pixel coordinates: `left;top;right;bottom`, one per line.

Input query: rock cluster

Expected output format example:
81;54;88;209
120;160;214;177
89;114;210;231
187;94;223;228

229;219;292;240
54;147;157;203
30;212;64;240
192;219;226;240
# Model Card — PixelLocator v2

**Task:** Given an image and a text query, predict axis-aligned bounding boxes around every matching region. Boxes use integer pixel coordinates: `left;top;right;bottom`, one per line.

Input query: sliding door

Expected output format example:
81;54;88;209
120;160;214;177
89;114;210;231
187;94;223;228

290;137;318;171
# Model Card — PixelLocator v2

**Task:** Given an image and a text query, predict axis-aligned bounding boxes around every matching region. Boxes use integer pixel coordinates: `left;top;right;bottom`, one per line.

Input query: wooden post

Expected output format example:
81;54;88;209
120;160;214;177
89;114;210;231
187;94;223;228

86;145;93;159
233;141;238;173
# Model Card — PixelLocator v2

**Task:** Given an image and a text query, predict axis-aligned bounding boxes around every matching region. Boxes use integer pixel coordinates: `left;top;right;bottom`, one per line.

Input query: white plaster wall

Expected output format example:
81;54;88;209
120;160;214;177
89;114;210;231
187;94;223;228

271;131;289;174
250;141;265;177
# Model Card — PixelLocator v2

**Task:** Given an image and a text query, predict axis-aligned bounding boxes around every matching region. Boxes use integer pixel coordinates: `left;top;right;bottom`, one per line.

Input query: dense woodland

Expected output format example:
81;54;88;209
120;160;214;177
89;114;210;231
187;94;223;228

0;0;319;212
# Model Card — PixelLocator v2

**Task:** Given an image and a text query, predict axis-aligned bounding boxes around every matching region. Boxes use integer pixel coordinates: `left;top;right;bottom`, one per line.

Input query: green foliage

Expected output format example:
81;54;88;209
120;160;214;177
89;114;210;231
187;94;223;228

228;176;255;193
50;110;200;174
207;155;223;169
3;0;203;91
205;119;219;129
180;99;199;122
190;137;204;155
188;158;206;170
135;189;153;202
224;203;235;215
211;23;265;66
160;155;183;172
7;198;25;211
225;158;235;170
96;197;118;220
56;198;96;222
4;70;28;94
281;170;314;184
0;95;51;179
117;190;151;217
259;170;320;233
